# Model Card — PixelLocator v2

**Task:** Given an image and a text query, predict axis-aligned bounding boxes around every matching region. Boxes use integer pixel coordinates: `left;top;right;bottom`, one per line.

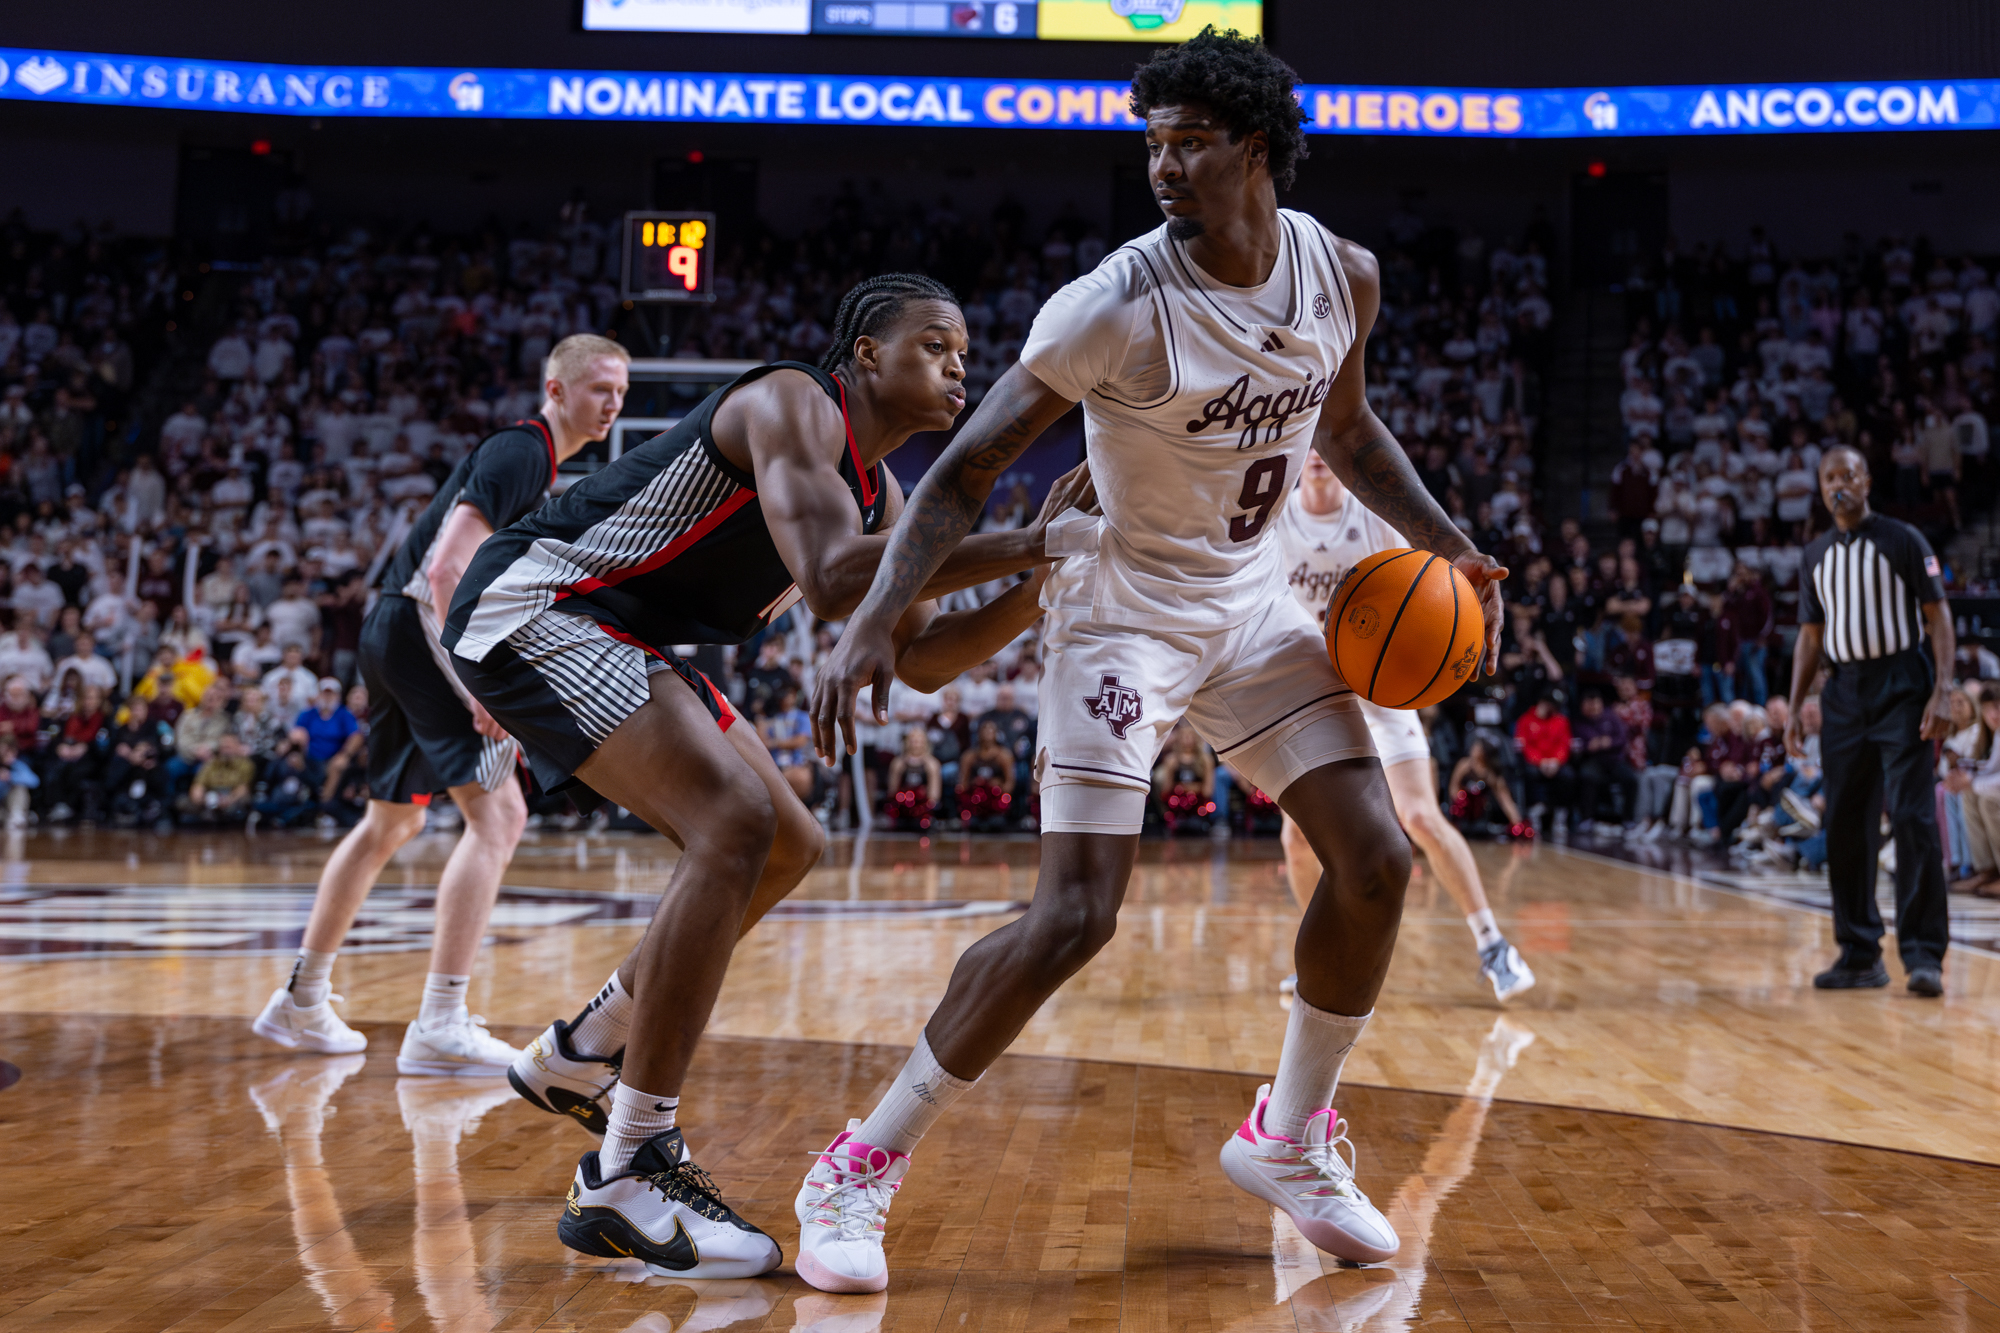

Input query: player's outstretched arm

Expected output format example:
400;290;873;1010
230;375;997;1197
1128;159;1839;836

744;371;1070;620
810;363;1078;758
891;568;1051;695
886;462;1091;692
1314;237;1508;673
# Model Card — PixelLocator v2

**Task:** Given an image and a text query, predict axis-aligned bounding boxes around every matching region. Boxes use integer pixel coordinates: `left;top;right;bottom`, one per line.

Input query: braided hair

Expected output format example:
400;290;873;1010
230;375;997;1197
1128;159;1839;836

819;273;960;374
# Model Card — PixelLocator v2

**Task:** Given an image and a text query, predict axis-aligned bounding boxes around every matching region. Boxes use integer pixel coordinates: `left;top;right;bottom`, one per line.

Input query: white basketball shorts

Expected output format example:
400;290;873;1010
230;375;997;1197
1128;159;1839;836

1358;698;1431;770
1035;593;1376;836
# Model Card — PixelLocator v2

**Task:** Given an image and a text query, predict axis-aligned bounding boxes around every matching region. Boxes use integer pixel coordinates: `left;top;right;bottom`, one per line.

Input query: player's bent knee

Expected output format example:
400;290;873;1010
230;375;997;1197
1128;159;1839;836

1401;803;1453;849
1026;892;1120;974
696;780;779;865
775;806;827;879
1329;835;1413;904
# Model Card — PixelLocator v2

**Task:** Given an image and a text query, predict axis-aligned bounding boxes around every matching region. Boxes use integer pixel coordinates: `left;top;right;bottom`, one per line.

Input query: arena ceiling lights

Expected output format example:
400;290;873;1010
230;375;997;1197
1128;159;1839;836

0;47;1985;140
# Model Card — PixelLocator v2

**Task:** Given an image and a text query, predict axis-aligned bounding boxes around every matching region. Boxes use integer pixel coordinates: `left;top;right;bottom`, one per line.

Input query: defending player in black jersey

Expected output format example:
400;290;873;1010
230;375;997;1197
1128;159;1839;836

253;335;630;1077
443;275;1090;1278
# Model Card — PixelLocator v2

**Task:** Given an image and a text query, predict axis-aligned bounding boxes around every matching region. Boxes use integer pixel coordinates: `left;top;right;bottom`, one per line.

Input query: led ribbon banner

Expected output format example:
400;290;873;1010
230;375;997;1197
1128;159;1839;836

0;46;1987;138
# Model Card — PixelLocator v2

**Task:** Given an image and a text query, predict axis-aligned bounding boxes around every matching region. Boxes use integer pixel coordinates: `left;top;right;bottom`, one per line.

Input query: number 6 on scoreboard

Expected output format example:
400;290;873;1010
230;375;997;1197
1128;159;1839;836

1230;456;1288;542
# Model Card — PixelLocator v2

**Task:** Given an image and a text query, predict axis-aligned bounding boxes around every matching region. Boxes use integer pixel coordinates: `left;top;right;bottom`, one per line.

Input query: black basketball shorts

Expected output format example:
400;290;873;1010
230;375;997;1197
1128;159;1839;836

360;594;520;803
447;606;735;799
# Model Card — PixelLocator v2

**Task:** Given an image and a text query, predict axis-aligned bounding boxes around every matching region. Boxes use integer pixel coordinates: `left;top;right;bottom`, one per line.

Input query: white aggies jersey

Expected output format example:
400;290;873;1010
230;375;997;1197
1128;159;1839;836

1020;210;1359;632
1275;487;1406;629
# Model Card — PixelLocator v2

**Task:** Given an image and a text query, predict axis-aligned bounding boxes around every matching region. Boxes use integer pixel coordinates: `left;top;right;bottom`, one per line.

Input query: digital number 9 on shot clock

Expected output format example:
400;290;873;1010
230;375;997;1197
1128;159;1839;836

639;218;707;291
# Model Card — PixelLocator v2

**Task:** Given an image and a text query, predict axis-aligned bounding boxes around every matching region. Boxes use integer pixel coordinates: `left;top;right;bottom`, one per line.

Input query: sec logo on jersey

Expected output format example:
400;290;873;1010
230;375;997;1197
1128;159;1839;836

1313;292;1332;319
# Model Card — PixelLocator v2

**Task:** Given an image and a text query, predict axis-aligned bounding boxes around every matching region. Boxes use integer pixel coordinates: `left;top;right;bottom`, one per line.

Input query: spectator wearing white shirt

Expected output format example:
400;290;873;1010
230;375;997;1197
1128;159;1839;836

263;578;321;653
261;643;318;710
126;455;167;530
232;623;284;684
11;563;65;630
161;403;207;456
208;326;253;381
53;634;117;692
0;627;54;693
210;465;254;514
253;332;295;384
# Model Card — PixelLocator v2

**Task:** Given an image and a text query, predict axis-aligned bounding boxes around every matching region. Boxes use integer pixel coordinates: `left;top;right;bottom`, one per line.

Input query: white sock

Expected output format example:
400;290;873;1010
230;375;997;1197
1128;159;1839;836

602;1082;679;1176
853;1033;977;1156
1467;909;1502;952
418;973;470;1028
569;971;633;1060
287;950;336;1008
1265;997;1371;1141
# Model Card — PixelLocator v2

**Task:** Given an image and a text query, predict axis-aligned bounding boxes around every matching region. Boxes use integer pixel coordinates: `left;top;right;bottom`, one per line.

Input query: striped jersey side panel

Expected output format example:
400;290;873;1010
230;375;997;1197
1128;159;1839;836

455;444;742;658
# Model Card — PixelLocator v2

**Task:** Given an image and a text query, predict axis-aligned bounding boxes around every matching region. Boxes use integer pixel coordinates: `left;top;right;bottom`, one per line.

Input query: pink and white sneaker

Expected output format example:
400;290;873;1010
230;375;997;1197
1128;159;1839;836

793;1120;907;1293
1218;1083;1399;1264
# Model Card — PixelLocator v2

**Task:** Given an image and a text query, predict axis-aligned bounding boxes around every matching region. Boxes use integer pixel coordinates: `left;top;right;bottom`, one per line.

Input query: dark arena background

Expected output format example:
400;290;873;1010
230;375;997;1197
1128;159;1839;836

0;3;1997;1330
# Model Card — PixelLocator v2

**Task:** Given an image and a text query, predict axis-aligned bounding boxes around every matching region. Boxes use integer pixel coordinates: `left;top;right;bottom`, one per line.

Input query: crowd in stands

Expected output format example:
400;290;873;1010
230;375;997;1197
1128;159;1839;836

0;196;1985;862
1417;228;1998;876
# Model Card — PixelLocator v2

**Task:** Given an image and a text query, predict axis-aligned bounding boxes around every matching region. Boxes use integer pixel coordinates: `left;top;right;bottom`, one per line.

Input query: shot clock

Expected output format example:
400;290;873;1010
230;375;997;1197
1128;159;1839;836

622;211;717;303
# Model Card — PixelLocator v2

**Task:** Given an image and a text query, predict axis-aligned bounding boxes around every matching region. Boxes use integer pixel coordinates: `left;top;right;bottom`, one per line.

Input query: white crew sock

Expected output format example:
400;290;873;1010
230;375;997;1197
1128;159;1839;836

287;949;337;1008
853;1032;978;1156
418;973;471;1028
602;1082;680;1176
569;971;633;1060
1467;909;1502;952
1265;997;1371;1142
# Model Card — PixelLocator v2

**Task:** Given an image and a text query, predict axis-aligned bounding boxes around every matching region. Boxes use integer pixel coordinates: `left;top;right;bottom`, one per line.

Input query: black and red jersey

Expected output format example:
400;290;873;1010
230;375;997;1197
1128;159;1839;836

443;362;885;660
379;415;559;605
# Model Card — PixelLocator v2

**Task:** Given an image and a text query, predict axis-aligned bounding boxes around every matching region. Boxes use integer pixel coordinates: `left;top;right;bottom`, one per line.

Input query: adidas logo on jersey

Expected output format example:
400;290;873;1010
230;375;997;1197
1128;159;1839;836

1186;371;1332;450
1259;332;1287;353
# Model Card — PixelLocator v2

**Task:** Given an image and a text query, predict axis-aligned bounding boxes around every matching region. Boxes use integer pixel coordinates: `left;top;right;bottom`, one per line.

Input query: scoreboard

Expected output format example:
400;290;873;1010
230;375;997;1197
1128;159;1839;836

621;212;716;303
582;0;1262;41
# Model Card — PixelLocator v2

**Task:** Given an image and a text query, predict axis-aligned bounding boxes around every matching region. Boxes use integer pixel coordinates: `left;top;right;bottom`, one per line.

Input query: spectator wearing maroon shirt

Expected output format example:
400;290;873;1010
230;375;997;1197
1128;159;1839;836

0;676;40;756
1572;692;1633;830
1610;441;1658;539
1716;699;1793;847
1697;710;1759;847
1514;689;1577;835
1718;564;1774;705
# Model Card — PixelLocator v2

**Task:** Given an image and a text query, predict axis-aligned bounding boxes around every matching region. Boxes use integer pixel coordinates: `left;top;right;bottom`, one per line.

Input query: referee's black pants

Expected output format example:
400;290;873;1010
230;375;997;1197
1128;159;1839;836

1819;648;1949;970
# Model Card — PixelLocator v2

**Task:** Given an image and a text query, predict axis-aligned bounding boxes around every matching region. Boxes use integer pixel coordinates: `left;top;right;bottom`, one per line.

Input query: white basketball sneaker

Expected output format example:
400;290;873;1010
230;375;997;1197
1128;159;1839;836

1478;938;1537;1002
1218;1085;1399;1264
397;1011;521;1076
252;986;367;1054
793;1120;907;1294
559;1128;783;1279
508;1018;620;1135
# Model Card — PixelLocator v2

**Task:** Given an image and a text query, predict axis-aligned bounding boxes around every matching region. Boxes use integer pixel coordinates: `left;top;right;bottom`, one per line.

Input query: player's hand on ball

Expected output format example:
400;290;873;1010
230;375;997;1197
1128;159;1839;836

812;624;897;761
1451;550;1509;675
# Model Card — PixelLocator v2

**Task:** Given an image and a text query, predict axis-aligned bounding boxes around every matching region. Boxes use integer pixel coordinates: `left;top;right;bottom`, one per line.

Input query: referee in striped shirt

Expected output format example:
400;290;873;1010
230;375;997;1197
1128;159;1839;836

1786;445;1956;997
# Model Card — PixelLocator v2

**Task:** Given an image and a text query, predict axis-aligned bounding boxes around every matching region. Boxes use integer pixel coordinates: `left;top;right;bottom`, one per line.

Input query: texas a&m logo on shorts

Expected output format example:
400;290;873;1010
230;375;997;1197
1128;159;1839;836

1083;674;1143;739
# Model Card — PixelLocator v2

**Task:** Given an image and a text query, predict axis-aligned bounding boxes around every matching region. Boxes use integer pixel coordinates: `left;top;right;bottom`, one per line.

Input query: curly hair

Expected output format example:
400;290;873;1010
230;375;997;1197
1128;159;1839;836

1128;27;1308;191
819;273;959;373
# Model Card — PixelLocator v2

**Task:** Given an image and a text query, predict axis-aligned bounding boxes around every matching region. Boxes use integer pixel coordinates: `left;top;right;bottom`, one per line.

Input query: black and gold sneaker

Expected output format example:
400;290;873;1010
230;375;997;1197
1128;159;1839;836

508;1019;620;1135
558;1128;782;1278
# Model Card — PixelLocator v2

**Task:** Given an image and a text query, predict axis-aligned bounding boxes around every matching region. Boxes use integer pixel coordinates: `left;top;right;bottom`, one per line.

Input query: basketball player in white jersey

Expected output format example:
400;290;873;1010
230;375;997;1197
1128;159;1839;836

1275;449;1534;1002
801;31;1506;1291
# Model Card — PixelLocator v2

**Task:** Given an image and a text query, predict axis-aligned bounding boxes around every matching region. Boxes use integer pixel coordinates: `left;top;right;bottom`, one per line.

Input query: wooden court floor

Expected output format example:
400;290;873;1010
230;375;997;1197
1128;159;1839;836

1;828;1997;1331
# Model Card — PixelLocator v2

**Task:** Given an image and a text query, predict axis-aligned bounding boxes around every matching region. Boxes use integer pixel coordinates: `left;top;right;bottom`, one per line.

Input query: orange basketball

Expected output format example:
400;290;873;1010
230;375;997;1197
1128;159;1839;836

1326;548;1484;710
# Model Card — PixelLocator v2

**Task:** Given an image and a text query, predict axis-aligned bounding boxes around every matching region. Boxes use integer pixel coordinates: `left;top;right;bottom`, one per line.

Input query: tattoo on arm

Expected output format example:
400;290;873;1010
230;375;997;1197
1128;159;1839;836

866;400;1043;616
1327;425;1471;557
